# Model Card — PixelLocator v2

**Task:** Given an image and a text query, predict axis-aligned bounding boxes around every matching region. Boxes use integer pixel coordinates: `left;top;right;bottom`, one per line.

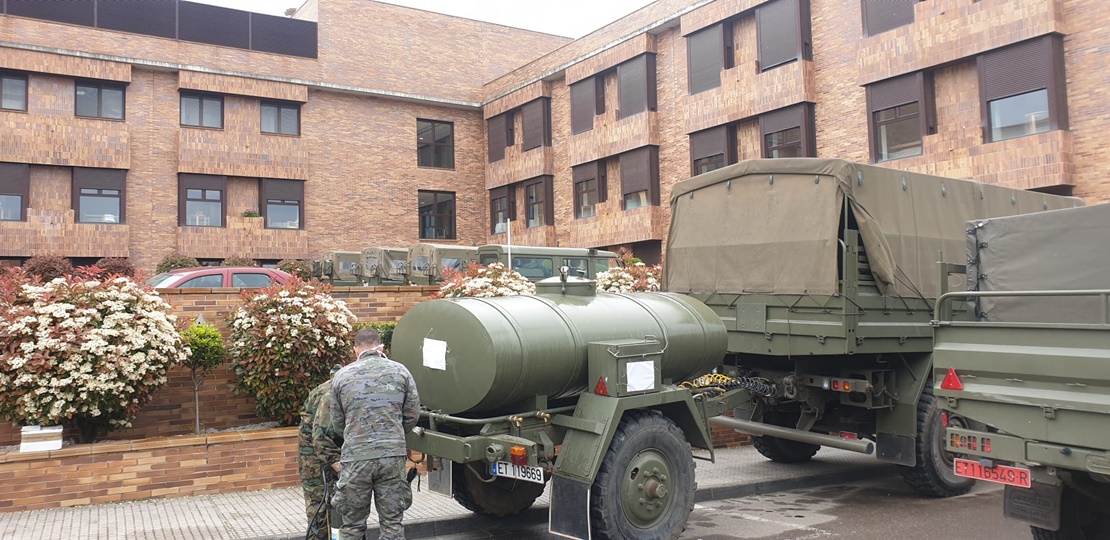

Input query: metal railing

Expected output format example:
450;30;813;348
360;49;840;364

934;289;1110;327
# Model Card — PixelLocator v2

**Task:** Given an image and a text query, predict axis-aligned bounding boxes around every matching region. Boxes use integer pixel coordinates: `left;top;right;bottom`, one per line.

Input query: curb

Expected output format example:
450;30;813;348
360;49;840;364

252;463;894;540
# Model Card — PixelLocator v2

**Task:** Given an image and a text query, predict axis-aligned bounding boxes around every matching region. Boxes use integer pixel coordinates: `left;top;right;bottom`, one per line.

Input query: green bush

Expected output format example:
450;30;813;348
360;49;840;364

278;259;313;280
353;321;398;355
24;254;72;282
181;320;226;433
156;253;199;274
92;257;136;278
221;256;257;267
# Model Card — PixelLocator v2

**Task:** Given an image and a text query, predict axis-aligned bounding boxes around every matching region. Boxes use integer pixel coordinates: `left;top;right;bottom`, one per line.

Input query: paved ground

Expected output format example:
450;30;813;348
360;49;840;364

0;445;885;540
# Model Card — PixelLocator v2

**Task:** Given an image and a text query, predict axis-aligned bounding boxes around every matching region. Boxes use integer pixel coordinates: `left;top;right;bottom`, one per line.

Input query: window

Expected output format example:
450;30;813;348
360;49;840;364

618;54;657;119
570;77;597;134
417;119;454;168
0;163;30;222
620;146;660;210
261;100;300;136
418;190;455;239
180;274;223;288
232;273;272;287
488;114;509;162
524;176;554;228
867;72;935;162
521;98;552;150
73;168;126;224
511;257;554;280
757;0;812;71
689;125;736;176
760;104;816;158
861;0;916;37
687;23;725;95
260;179;304;229
489;185;515;234
178;174;226;227
980;36;1067;143
573;160;607;219
75;80;125;120
180;93;223;128
1;72;27;111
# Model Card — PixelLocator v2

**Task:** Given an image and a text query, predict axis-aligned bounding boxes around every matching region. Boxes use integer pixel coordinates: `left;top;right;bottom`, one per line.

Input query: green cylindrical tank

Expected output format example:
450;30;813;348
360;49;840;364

392;290;727;414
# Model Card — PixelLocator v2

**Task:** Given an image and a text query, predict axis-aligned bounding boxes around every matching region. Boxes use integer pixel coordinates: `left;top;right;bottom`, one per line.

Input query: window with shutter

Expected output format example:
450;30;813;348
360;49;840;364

571;78;596;134
867;72;934;162
760;104;816;158
757;0;810;72
179;174;227;227
687;24;725;95
0;162;30;222
488;114;507;162
573;161;607;219
689;125;735;176
861;0;916;37
979;36;1067;143
524;176;554;228
618;54;657;119
620;146;660;210
73;168;126;224
522;98;551;150
490;185;516;234
260;179;304;230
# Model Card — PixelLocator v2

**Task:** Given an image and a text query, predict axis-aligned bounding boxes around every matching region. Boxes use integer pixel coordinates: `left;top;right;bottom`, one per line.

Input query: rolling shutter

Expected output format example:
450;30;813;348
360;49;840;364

73;168;127;222
862;0;915;37
760;103;816;157
868;73;920;112
757;0;801;71
573;161;608;203
261;178;303;201
690;125;730;162
178;174;227;226
488;114;507;162
522;98;550;151
687;23;724;95
618;54;657;119
571;78;596;134
620;147;660;206
980;38;1052;102
0;162;31;220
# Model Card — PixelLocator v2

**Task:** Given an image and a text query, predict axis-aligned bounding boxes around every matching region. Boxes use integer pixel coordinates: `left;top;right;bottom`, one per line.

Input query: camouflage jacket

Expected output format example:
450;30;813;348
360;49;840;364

311;381;341;468
298;366;342;464
330;349;420;462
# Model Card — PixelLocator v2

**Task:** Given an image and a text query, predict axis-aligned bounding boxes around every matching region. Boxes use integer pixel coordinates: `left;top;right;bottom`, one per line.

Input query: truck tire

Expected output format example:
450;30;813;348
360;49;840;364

590;411;695;540
751;412;820;464
1030;485;1110;540
898;382;974;497
451;460;545;517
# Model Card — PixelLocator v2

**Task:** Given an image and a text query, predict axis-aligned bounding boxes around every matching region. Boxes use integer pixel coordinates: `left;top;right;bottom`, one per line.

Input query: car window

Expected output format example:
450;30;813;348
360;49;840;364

596;259;615;276
179;274;224;288
479;254;498;266
232;273;272;288
565;258;589;278
146;273;179;288
512;257;554;279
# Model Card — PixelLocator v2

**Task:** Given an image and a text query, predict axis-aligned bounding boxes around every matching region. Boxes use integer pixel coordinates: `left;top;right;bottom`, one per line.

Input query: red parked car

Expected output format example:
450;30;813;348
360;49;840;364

145;267;292;289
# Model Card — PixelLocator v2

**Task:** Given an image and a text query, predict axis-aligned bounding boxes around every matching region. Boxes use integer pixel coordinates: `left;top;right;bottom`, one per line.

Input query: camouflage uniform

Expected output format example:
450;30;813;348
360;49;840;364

330;349;420;540
298;368;342;540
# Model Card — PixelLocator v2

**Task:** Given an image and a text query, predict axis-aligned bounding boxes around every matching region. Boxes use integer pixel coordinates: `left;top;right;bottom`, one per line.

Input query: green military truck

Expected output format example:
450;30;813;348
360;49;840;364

406;243;477;285
934;204;1110;539
476;244;618;282
393;159;1080;539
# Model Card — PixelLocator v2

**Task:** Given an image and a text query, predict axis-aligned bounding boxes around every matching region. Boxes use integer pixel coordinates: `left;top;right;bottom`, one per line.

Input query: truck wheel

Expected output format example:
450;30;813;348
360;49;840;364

451;460;545;517
898;382;974;497
1031;485;1110;540
590;411;695;540
751;412;820;464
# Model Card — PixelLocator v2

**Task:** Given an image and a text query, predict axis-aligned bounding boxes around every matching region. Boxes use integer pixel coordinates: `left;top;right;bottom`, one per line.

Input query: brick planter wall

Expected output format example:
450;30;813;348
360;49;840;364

0;428;299;512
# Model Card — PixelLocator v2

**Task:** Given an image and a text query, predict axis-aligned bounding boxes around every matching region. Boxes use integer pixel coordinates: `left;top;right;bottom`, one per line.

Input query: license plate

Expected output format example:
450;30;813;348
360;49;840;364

490;461;545;484
954;458;1032;488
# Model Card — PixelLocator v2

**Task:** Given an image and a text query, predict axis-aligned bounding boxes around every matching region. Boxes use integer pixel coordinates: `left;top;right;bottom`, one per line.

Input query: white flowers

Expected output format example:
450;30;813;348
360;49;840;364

595;262;663;293
436;262;536;299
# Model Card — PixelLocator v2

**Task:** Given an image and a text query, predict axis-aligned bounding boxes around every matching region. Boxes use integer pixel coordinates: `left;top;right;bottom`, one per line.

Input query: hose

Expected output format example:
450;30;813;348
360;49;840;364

305;467;331;540
681;373;780;398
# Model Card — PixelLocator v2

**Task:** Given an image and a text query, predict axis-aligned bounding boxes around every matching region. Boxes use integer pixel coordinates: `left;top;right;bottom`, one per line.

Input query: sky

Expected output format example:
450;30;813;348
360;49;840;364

192;0;656;38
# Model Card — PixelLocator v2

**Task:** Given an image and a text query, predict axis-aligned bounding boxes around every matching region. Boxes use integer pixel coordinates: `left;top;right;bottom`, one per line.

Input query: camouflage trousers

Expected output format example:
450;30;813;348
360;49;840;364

332;456;412;540
299;453;335;540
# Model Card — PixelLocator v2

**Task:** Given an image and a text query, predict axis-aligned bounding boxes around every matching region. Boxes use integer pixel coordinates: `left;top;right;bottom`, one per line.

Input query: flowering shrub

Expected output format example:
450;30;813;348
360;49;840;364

278;259;314;281
180;320;225;433
595;262;663;293
156;253;199;274
432;261;536;299
0;267;187;443
228;279;357;426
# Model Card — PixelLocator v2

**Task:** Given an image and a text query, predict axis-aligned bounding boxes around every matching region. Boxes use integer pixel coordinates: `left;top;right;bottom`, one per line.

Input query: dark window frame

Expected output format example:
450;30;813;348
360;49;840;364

0;71;28;112
0;163;30;222
523;176;554;228
489;184;517;234
488;113;508;162
689;124;737;176
861;0;918;38
573;160;607;220
75;79;126;120
687;23;726;95
259;178;304;230
417;118;455;169
619;146;660;210
570;77;597;134
180;92;224;129
73;168;126;225
521;98;552;151
178;174;227;228
418;190;456;240
618;54;658;120
759;103;817;158
866;72;936;162
260;99;301;136
978;35;1068;144
756;0;813;72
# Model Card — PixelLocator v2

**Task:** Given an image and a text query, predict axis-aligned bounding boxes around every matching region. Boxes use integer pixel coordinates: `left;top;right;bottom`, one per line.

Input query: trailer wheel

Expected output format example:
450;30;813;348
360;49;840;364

1031;485;1110;540
590;411;695;540
451;460;545;517
751;411;821;464
898;382;974;497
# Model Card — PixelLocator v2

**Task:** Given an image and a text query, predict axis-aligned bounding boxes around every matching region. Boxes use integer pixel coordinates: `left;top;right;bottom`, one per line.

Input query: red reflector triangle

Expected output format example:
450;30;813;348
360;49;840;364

940;367;964;391
594;377;609;396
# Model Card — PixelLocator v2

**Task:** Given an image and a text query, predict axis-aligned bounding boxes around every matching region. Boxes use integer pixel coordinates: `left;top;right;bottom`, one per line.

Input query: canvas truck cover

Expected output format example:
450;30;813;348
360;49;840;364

666;158;1082;298
968;203;1110;323
362;247;408;280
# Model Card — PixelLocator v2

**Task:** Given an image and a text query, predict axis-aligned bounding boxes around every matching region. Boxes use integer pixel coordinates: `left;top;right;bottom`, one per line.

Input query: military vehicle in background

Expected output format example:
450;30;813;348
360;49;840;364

406;243;477;285
933;204;1110;539
312;251;363;286
393;159;1081;540
477;244;618;282
360;247;408;285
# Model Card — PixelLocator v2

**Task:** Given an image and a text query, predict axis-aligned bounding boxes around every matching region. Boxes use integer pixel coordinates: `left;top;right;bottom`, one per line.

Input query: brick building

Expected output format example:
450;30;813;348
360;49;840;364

0;0;1105;273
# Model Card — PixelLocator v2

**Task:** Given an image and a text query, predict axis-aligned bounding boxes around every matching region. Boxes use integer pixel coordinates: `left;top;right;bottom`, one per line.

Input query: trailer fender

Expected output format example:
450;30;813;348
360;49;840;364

875;352;932;466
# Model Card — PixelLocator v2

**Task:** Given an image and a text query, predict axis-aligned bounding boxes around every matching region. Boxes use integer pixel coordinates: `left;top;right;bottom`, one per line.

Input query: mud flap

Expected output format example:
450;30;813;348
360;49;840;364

876;433;915;466
550;475;592;540
1005;482;1061;531
427;457;452;497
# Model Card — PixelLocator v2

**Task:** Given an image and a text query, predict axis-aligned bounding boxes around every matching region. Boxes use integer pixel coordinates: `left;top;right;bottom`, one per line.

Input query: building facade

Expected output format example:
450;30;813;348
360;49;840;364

1;0;1106;273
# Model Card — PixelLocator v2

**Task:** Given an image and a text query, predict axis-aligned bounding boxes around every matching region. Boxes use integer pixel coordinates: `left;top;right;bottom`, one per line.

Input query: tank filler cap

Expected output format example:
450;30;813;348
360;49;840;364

535;275;596;297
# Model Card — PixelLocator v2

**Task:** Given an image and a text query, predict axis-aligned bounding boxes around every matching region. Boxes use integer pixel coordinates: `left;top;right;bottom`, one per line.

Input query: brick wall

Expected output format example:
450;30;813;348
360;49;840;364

0;429;299;512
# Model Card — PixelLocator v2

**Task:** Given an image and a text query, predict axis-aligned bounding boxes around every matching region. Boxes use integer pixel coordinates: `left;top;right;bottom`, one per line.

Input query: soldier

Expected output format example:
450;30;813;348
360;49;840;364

297;364;343;540
330;328;420;540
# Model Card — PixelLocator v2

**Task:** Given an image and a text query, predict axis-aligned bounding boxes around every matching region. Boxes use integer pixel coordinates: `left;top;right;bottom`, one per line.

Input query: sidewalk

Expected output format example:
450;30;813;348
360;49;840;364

0;445;889;540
